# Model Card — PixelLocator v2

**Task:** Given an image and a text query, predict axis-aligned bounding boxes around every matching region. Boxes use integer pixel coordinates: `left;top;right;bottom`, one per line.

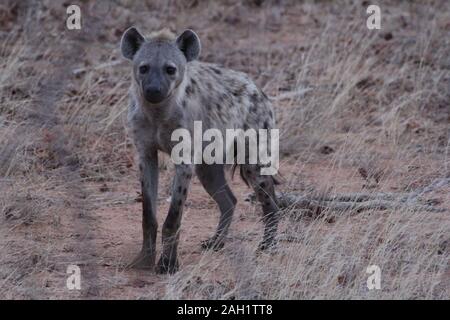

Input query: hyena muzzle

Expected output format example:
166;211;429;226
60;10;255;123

121;27;280;274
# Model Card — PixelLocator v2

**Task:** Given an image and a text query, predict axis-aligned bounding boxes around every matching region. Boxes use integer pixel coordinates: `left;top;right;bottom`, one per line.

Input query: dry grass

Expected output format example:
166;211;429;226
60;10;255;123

0;0;449;299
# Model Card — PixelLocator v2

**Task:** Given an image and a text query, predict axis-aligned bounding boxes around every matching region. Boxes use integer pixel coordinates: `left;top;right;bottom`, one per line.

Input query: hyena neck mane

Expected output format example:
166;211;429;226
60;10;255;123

147;28;176;42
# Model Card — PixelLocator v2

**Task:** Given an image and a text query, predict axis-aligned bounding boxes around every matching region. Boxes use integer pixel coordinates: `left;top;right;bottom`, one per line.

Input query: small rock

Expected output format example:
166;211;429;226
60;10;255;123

319;145;335;155
383;32;393;41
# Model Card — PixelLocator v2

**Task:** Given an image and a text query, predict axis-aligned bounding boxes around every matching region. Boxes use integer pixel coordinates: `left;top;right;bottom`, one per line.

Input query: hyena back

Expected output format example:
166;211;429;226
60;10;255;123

121;27;279;274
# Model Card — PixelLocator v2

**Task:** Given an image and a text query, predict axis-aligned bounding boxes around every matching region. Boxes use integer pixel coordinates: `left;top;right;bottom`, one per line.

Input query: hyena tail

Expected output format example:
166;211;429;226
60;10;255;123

231;164;282;187
229;139;282;186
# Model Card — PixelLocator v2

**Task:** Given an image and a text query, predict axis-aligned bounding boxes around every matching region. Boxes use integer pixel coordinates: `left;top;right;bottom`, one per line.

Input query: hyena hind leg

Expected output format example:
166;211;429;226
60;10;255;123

240;164;280;251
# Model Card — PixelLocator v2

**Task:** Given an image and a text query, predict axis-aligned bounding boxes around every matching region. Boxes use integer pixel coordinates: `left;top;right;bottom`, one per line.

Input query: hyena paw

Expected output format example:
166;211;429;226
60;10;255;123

156;256;179;274
201;237;225;251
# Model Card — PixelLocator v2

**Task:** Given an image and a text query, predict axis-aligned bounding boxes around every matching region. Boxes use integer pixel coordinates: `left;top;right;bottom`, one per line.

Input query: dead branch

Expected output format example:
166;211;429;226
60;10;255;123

405;177;450;203
246;179;449;216
275;192;446;214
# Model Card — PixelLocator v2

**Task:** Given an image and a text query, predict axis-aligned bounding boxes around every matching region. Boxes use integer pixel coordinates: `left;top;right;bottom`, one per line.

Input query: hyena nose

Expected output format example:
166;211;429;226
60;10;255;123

144;85;165;103
145;86;161;96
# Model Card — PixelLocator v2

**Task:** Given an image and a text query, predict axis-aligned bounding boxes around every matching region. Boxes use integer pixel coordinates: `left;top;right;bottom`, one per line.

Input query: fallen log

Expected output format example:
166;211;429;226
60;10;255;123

274;192;446;214
245;181;448;216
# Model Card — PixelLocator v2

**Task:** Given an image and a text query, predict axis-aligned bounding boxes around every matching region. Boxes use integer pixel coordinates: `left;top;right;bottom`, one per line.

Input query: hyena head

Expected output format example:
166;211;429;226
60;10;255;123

120;27;201;104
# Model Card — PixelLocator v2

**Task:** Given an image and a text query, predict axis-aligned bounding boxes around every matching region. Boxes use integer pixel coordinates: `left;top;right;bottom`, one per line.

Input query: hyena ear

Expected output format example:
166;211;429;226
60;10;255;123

176;29;201;62
121;27;145;60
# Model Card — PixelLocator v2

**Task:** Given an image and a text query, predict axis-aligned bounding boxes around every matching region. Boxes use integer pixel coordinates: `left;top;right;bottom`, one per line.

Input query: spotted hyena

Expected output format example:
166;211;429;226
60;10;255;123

121;27;279;273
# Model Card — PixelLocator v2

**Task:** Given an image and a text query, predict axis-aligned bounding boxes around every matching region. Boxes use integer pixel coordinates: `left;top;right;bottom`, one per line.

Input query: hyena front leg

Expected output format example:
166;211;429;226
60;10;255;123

241;164;280;251
129;149;159;269
156;164;192;274
196;164;237;251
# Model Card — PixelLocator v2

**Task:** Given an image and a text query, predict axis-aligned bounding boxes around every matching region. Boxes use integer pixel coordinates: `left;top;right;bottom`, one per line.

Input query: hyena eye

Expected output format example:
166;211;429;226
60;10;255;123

166;66;176;75
139;65;149;74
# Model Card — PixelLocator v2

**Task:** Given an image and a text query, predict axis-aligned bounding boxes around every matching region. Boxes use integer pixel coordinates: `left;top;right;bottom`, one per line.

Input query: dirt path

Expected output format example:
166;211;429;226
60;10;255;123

78;169;264;298
9;1;112;298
